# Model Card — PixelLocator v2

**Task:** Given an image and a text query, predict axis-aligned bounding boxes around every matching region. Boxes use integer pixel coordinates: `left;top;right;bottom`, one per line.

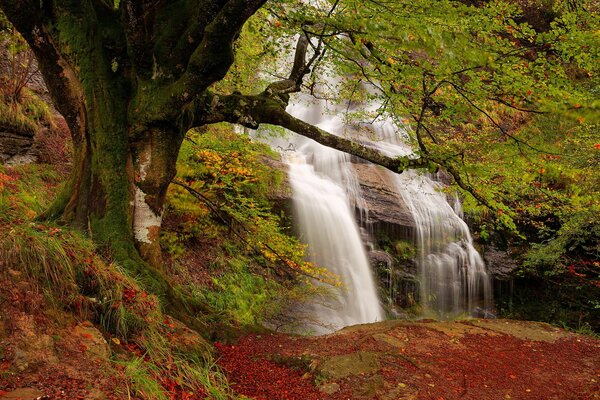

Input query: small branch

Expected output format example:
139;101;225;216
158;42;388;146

171;180;322;282
444;80;553;154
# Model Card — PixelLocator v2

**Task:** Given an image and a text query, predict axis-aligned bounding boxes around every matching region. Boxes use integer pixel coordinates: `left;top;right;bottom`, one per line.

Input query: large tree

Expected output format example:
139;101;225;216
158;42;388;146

0;0;596;299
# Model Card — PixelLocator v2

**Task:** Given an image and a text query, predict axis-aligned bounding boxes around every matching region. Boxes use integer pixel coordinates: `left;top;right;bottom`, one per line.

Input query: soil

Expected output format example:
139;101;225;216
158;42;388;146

0;275;136;400
216;319;600;400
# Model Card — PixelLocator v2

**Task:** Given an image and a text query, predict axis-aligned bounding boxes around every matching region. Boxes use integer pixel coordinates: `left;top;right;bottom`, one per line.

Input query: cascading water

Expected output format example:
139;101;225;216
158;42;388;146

364;123;493;317
272;87;492;331
392;171;493;317
279;98;385;334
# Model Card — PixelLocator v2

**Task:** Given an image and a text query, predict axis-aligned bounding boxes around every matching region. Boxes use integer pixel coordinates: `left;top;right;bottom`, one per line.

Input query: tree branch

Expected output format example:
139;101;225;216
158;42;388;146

0;0;87;142
190;91;430;174
178;0;267;95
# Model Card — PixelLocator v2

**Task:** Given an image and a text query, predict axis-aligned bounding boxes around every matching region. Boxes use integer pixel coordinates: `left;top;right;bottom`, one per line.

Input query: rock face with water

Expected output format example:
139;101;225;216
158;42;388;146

268;89;493;327
351;163;415;237
286;150;385;334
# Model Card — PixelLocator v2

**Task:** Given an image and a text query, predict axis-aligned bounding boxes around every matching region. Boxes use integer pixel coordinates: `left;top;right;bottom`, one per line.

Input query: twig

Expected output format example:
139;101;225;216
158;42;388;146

171;180;324;282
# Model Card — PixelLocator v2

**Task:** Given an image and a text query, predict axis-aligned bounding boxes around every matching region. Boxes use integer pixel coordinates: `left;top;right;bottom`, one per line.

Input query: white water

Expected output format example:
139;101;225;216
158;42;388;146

393;171;493;316
364;123;493;317
279;97;385;333
273;88;492;331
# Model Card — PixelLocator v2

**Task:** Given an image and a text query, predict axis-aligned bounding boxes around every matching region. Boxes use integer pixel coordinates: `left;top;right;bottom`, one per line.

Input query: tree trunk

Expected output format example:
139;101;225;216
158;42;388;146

46;95;185;274
130;127;185;267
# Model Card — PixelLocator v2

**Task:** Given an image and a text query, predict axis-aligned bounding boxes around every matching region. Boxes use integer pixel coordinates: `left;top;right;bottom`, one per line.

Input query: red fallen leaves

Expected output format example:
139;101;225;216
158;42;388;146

215;340;329;400
216;324;600;400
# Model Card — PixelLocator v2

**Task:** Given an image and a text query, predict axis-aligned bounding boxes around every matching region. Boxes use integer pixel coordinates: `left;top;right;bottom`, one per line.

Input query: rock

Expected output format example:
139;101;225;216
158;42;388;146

352;163;415;237
315;351;379;380
355;374;385;397
12;314;58;372
0;388;46;400
368;250;394;267
372;333;409;349
318;382;340;394
73;322;110;360
165;318;211;357
0;130;37;165
483;245;520;279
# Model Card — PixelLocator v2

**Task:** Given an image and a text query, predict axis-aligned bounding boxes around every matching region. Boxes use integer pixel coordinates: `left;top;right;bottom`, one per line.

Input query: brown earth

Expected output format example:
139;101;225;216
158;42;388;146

216;319;600;400
0;272;137;400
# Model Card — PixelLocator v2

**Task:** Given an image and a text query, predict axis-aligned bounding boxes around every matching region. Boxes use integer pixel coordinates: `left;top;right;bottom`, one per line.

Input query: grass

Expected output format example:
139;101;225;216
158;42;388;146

0;163;237;399
124;357;169;400
0;88;55;133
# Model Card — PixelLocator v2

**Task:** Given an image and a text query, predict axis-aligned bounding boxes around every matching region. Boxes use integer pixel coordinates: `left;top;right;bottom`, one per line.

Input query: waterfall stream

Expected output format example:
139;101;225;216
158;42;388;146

393;171;493;317
277;98;385;333
268;91;492;332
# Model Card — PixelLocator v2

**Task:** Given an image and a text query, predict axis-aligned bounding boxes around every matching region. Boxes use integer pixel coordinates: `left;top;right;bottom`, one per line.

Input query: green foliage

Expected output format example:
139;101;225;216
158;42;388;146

394;240;418;262
198;258;279;325
123;357;169;400
0;164;235;397
162;125;337;327
0;88;54;133
171;125;334;284
262;0;598;230
127;328;231;400
0;164;63;222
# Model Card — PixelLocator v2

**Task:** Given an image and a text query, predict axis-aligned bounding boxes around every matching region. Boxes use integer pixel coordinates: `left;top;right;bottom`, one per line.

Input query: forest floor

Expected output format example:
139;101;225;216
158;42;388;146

216;319;600;400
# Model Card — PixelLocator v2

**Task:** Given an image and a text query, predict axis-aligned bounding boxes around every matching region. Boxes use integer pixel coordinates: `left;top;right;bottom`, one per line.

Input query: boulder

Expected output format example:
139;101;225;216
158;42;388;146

12;314;58;372
0;129;37;165
313;351;380;380
73;322;110;360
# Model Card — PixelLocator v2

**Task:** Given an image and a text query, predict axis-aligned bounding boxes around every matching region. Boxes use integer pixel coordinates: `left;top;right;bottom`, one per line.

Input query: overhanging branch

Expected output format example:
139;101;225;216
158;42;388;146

178;0;267;96
190;91;430;174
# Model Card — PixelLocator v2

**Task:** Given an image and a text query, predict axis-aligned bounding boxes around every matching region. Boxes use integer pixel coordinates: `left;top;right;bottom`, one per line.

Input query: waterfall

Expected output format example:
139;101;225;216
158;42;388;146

269;89;492;331
361;120;493;317
287;152;384;333
278;97;385;334
392;171;493;317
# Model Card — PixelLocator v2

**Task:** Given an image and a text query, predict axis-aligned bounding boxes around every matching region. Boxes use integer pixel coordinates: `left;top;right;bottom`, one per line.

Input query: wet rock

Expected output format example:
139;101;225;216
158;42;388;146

73;322;110;360
483;245;520;279
352;163;415;237
368;250;394;267
0;388;45;400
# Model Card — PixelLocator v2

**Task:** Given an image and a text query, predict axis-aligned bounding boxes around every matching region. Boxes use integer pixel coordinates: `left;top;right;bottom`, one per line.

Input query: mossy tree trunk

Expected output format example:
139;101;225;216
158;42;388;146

0;0;427;297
